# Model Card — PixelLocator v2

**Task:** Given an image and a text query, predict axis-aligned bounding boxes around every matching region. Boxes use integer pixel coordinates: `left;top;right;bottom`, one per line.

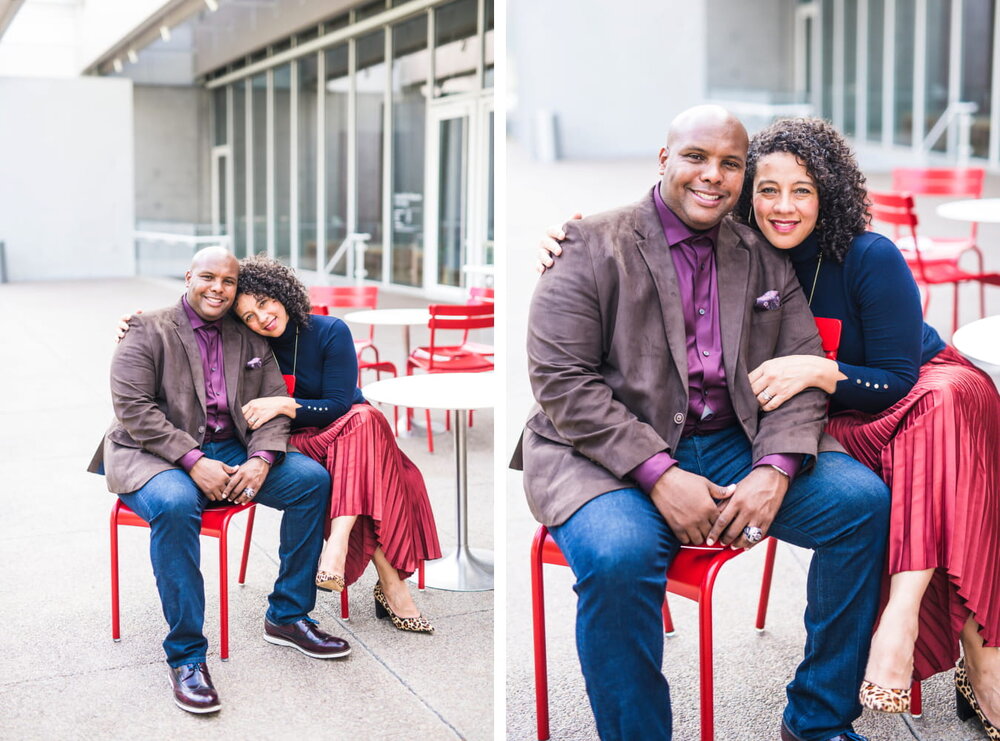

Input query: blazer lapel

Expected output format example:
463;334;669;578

221;317;245;414
171;302;207;412
715;221;750;389
633;193;688;384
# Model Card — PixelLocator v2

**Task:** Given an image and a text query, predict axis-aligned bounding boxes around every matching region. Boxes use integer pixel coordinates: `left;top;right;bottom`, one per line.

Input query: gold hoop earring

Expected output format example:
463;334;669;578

748;207;757;228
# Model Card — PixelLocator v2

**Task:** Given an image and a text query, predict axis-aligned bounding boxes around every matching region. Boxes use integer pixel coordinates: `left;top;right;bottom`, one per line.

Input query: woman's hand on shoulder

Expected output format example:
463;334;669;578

242;396;299;430
114;309;143;344
536;213;583;274
748;355;844;411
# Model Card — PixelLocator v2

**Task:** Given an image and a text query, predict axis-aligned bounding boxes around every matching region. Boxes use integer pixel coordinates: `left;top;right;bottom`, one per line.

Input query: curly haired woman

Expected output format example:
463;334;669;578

538;118;1000;736
230;255;441;633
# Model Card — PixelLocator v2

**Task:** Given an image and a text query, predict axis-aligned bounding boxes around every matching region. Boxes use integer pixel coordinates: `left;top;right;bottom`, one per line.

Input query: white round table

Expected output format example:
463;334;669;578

936;199;1000;224
362;372;495;591
952;315;1000;367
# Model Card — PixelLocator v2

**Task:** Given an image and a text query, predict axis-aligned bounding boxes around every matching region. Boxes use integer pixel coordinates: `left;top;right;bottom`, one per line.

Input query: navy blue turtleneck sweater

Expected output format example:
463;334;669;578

787;231;945;414
269;314;366;429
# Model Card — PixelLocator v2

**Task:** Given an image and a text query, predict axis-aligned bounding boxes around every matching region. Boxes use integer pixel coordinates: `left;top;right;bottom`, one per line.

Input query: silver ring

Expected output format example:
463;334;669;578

743;526;764;544
250;417;258;424
242;487;256;500
760;391;774;402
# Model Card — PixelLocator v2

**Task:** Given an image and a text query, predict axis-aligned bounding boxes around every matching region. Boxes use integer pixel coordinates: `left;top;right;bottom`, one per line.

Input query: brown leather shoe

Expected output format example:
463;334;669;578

780;721;868;741
167;662;221;714
263;617;351;659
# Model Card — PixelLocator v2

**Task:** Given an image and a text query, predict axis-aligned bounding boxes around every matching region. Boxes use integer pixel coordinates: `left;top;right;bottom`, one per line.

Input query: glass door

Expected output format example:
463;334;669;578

425;94;492;295
211;145;233;246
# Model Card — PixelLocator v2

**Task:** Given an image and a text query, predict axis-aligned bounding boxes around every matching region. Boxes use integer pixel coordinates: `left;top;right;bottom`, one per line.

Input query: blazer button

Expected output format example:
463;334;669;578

673;413;684;424
198;426;205;434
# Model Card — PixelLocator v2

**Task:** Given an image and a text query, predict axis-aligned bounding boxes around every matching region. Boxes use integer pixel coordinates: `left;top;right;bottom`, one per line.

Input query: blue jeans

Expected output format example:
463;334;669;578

550;425;890;741
120;439;330;666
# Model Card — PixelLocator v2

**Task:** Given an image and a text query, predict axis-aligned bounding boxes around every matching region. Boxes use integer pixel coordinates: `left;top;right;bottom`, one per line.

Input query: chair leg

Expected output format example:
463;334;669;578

531;537;551;741
418;560;425;591
953;283;961;336
755;538;778;631
341;587;350;620
238;505;256;585
698;594;715;741
662;595;675;636
219;525;230;662
110;509;121;642
910;679;922;718
425;409;434;454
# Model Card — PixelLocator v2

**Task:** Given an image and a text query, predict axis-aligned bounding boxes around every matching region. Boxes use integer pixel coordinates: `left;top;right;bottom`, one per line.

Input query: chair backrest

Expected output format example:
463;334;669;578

468;286;495;304
868;190;931;279
891;167;985;198
813;316;842;360
427;302;495;332
309;285;379;310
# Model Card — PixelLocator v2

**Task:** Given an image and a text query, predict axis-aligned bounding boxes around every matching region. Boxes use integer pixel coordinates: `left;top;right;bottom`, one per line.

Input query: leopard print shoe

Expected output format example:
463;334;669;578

956;657;1000;739
374;581;434;634
315;571;345;592
859;679;911;714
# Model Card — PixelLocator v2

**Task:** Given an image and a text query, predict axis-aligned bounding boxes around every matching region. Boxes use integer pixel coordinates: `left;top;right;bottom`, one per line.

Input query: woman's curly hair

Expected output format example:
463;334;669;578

235;254;312;327
735;117;869;264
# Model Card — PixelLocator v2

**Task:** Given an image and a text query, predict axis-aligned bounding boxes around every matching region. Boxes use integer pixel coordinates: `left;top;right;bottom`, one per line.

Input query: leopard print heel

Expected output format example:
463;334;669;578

315;571;345;592
374;581;434;634
955;657;1000;739
859;679;911;714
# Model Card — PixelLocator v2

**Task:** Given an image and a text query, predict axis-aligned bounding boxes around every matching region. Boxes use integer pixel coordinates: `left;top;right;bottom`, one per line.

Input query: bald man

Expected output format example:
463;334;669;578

90;247;348;714
516;106;889;740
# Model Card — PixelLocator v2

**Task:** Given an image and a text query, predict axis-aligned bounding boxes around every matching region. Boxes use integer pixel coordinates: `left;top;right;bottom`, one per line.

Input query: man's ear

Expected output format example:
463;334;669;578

657;146;670;175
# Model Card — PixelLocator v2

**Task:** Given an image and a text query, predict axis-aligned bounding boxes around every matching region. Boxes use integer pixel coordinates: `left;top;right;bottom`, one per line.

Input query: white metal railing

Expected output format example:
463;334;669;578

322;232;370;284
921;101;978;165
133;228;231;277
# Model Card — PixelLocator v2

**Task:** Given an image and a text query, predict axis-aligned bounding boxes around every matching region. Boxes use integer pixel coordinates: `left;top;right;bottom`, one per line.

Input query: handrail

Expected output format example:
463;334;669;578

921;101;978;164
323;232;371;285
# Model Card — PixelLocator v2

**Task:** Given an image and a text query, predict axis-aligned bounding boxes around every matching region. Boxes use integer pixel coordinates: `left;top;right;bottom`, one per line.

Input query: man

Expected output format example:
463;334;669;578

89;246;348;714
516;106;890;741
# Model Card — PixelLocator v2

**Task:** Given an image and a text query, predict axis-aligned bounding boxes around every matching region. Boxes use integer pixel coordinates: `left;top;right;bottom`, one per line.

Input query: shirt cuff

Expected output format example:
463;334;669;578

178;448;204;472
249;451;276;466
629;451;678;494
753;453;802;482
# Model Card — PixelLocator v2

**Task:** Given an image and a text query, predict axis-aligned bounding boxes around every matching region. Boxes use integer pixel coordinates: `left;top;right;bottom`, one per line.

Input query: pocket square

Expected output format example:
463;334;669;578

754;290;781;311
246;357;262;369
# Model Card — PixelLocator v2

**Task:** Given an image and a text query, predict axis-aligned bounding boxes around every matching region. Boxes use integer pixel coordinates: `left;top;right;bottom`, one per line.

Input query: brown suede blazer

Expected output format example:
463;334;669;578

515;191;843;526
88;299;292;495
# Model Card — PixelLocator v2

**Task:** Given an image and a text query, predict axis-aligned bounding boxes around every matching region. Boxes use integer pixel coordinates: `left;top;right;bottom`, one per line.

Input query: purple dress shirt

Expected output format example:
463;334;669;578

630;186;800;492
178;296;275;471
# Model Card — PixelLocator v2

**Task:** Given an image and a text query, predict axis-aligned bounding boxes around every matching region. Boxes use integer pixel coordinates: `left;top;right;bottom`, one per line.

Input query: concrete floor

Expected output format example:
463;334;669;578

0;277;493;740
504;141;1000;741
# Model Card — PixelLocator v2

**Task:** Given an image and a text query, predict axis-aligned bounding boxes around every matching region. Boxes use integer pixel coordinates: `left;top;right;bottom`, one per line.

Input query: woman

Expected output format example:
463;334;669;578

120;256;441;634
538;118;999;735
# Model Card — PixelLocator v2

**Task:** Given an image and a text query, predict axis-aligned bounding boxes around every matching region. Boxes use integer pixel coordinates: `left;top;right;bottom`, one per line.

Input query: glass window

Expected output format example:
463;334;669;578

843;0;858;136
298;55;319;271
867;0;884;141
213;87;227;146
485;0;494;88
251;73;267;256
893;0;916;146
821;0;834;120
233;81;247;256
356;30;386;282
325;44;350;277
435;0;479;96
961;0;994;158
273;64;292;265
391;14;428;287
925;0;951;152
356;1;386;22
437;115;467;287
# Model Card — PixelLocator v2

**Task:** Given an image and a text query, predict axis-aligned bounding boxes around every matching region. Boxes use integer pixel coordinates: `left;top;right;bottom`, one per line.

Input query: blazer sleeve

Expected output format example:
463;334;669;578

109;316;201;464
750;256;829;467
526;222;668;479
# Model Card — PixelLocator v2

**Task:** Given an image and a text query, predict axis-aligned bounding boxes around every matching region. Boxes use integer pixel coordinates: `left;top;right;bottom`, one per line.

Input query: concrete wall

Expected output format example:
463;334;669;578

507;0;708;160
0;76;134;280
705;0;797;98
133;84;210;224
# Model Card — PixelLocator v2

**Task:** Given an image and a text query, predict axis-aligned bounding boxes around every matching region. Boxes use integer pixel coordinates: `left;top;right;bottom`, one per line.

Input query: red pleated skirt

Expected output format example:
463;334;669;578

290;404;442;586
826;345;1000;680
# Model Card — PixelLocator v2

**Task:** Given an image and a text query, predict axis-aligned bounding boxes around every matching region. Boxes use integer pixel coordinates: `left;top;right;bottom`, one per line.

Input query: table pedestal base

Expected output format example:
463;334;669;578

413;546;493;591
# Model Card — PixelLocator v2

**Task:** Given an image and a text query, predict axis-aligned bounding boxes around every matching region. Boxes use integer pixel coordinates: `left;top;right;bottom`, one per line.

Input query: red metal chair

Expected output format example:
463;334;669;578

461;286;495;357
530;317;912;741
110;499;256;661
309;285;396;375
406;303;494;453
869;191;1000;334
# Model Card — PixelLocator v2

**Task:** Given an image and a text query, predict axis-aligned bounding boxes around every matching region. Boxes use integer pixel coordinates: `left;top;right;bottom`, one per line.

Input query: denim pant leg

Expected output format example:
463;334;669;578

673;427;889;740
250;450;330;624
549;488;681;741
120;470;208;667
769;452;890;740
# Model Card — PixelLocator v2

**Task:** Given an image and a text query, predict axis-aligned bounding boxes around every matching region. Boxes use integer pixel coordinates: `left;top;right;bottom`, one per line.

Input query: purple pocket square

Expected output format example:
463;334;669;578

246;357;262;369
754;290;781;311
